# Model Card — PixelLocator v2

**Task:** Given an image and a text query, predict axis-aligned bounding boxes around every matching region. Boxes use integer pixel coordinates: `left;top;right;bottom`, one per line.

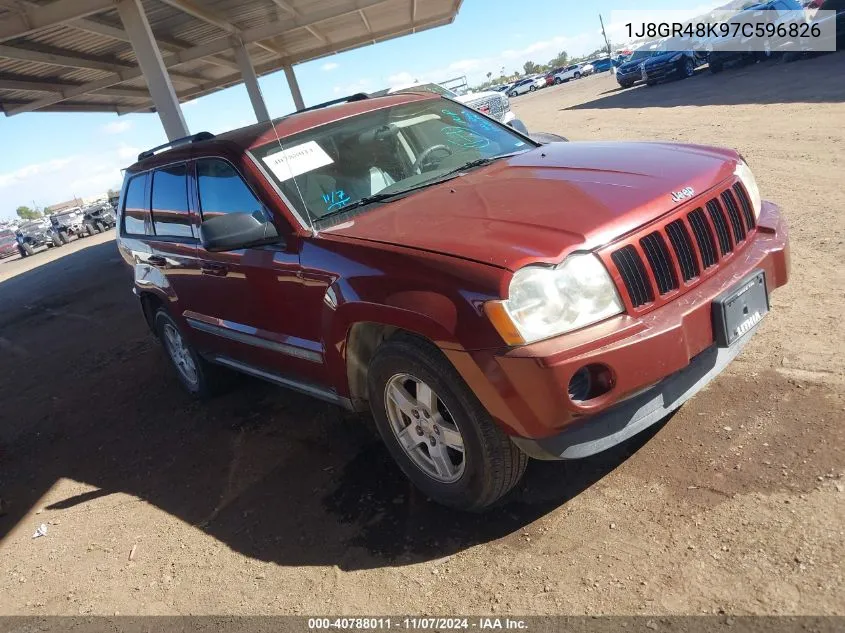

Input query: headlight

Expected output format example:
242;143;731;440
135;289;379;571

485;253;624;345
734;160;762;219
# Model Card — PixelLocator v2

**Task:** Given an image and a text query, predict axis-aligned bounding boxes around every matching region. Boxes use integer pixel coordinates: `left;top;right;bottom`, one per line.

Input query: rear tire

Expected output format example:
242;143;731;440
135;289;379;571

96;221;105;233
368;334;527;511
154;309;225;400
554;77;562;85
51;234;62;247
574;71;581;79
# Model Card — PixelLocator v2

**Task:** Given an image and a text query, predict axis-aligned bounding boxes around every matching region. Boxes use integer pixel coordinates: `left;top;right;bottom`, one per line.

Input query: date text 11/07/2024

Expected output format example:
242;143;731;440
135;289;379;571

307;617;529;630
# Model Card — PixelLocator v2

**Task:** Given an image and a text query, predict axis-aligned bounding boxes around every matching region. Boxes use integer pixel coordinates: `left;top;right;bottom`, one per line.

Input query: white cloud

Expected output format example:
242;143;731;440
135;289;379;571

0;149;133;219
101;120;133;134
116;145;141;160
332;78;373;94
0;157;77;190
321;62;339;71
386;71;417;86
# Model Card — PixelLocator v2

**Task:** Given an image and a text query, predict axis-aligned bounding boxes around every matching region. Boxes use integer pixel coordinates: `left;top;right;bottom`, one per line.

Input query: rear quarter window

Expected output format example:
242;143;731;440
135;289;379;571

122;173;149;236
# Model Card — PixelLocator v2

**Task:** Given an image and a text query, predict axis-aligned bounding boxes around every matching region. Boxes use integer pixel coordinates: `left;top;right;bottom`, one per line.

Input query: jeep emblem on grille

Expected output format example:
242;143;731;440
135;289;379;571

671;187;695;203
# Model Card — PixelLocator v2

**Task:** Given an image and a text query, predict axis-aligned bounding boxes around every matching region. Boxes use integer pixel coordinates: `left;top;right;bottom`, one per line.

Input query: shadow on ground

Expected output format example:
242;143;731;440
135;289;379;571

565;52;845;111
0;241;668;571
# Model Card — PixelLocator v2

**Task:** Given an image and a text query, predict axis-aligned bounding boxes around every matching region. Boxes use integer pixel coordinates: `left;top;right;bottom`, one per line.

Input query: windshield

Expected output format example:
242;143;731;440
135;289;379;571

252;98;535;226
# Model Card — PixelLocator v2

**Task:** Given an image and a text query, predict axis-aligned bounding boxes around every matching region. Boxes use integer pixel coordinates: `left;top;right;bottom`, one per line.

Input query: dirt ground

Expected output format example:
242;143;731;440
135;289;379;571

1;53;843;617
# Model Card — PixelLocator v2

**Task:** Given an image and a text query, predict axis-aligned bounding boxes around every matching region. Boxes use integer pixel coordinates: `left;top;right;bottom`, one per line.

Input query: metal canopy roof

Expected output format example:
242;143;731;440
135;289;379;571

0;0;462;116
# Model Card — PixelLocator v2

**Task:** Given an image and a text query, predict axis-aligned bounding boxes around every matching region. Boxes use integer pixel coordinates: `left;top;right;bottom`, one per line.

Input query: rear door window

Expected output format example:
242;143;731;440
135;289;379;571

150;164;194;239
122;173;149;236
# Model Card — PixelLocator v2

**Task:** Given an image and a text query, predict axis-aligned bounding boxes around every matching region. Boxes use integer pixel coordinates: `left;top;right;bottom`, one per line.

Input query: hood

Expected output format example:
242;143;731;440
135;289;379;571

618;57;649;72
643;51;684;66
322;141;740;271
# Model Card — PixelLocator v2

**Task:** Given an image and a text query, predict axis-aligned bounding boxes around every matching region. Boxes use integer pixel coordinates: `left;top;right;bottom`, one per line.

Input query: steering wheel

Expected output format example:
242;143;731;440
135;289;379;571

412;144;453;174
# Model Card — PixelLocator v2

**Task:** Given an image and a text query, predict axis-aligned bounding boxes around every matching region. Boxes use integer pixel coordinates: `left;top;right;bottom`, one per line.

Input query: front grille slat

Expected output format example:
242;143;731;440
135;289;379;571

611;245;654;308
608;180;757;312
706;199;733;255
687;208;718;269
732;182;756;229
665;220;700;282
721;190;746;243
639;232;678;295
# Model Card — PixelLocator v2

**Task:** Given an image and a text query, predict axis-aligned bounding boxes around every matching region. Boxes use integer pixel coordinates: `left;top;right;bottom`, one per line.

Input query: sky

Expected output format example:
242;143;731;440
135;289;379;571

0;0;715;220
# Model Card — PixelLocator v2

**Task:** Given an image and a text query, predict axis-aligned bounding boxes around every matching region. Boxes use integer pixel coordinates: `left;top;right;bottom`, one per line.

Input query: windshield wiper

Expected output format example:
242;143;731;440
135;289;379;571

438;151;525;179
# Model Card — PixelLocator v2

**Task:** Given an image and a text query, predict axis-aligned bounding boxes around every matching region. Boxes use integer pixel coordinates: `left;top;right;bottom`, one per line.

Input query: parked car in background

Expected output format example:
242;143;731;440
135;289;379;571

809;0;845;51
553;64;584;83
580;62;595;76
708;0;806;71
117;91;788;510
375;82;525;131
15;220;62;257
50;207;89;242
82;203;117;234
641;50;706;85
531;75;547;90
508;77;537;96
615;46;662;88
590;57;614;73
0;229;18;259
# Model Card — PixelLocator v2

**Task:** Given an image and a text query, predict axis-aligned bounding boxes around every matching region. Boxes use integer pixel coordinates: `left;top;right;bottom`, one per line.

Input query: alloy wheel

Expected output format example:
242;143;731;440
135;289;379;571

163;323;199;388
383;373;466;483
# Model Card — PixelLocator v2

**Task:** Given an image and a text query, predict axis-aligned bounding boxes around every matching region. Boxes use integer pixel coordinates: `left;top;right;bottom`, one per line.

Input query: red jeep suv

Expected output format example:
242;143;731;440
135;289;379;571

117;92;789;510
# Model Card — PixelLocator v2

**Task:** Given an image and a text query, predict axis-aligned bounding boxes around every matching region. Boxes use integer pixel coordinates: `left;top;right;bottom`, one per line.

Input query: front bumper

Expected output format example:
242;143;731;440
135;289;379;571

642;61;682;82
446;202;789;458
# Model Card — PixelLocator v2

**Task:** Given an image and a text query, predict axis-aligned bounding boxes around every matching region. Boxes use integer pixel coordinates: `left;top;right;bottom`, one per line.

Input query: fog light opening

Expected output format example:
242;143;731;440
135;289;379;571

568;364;614;404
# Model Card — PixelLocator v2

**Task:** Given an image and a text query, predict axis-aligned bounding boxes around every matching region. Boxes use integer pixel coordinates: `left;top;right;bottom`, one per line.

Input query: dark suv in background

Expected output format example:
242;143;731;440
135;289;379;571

82;203;117;234
16;220;63;257
116;92;789;510
50;208;89;242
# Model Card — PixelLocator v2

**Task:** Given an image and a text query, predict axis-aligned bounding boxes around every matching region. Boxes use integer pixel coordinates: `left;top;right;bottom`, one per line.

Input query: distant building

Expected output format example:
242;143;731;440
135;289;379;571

46;198;84;214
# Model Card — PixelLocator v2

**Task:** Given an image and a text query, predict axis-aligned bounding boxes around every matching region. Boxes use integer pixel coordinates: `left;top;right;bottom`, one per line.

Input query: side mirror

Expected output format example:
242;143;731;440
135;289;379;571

199;212;280;252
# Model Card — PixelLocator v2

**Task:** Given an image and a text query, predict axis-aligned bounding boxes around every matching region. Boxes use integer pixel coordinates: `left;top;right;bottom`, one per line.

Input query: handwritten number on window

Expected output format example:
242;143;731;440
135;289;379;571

323;189;351;212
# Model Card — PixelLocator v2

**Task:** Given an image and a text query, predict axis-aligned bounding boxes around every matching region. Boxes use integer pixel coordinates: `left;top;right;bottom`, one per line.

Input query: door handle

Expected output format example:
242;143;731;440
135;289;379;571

147;255;167;267
201;262;228;277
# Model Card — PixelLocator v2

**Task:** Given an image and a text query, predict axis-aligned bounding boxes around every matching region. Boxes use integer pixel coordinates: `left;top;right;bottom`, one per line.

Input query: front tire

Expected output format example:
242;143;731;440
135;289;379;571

58;231;69;244
682;57;695;78
529;85;536;92
554;77;562;85
51;234;62;247
368;334;527;511
574;72;581;79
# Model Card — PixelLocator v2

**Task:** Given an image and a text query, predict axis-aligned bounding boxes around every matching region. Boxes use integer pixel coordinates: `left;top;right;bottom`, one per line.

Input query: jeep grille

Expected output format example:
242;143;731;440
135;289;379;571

603;180;758;311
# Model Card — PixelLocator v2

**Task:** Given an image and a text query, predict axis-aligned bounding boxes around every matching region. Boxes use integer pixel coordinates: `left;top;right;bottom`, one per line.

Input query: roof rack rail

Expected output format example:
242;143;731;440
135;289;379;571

297;92;369;114
137;131;215;161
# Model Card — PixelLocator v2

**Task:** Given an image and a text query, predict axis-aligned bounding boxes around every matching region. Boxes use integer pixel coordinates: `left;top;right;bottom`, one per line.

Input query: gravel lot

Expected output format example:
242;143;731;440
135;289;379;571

1;53;843;616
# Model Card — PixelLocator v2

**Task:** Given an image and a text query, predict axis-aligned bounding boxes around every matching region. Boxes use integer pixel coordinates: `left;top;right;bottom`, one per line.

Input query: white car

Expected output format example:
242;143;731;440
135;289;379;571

553;64;584;84
531;75;547;89
580;63;595;76
507;78;537;96
379;82;524;129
